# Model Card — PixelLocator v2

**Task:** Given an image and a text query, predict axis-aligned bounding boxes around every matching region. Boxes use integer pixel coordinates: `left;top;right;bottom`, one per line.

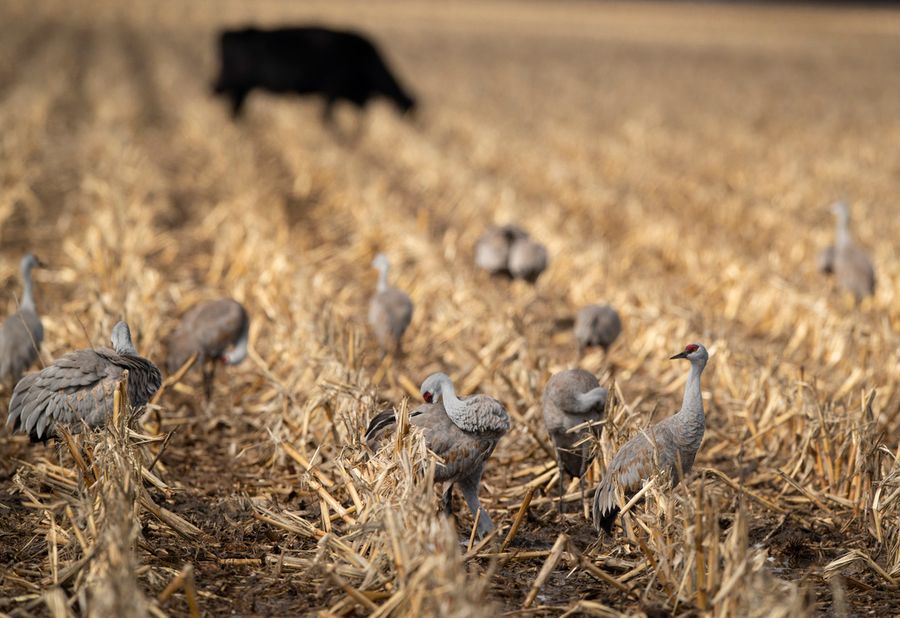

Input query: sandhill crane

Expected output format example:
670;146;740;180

365;372;510;537
166;298;249;400
593;343;708;534
574;304;621;356
368;254;413;354
542;369;608;512
7;321;161;442
828;202;875;304
474;225;528;277
509;238;548;283
475;225;548;282
0;254;45;388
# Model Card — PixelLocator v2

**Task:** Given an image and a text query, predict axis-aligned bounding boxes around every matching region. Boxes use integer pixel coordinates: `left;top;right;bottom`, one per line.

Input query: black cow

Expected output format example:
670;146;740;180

212;26;417;121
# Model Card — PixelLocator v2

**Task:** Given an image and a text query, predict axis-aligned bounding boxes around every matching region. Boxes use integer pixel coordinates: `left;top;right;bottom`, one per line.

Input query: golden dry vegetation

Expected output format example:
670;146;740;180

1;0;899;616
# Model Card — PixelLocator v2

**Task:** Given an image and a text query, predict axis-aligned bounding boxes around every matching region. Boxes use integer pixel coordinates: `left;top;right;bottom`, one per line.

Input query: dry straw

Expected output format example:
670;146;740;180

1;0;899;615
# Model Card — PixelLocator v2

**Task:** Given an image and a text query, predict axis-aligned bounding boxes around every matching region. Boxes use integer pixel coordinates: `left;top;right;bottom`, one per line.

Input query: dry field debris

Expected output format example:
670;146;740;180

1;0;899;616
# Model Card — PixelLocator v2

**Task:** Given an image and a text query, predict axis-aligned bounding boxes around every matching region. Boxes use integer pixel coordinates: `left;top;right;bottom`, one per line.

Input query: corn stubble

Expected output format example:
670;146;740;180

1;0;898;615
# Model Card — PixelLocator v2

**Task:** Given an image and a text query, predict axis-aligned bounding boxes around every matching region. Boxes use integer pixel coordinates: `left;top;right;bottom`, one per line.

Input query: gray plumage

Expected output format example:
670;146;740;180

574;304;622;355
365;372;510;537
166;298;249;399
593;343;708;534
0;254;45;388
7;321;161;442
474;225;547;282
474;225;527;276
817;245;835;275
509;238;548;283
368;254;413;354
829;202;875;304
0;253;44;387
542;369;608;512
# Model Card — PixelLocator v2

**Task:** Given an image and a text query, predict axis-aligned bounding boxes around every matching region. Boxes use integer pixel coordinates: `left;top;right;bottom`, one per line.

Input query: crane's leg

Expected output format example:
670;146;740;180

579;475;588;520
458;470;494;538
321;96;337;126
556;455;566;514
442;484;454;516
202;360;216;401
230;88;249;118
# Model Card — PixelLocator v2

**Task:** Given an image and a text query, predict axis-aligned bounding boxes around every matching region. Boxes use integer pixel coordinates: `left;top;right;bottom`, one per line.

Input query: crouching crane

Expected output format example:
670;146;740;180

7;321;161;442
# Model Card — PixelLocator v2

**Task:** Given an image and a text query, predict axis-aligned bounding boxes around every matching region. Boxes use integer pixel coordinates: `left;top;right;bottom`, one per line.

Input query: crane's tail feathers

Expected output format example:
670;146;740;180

596;506;619;534
592;481;620;535
364;410;397;451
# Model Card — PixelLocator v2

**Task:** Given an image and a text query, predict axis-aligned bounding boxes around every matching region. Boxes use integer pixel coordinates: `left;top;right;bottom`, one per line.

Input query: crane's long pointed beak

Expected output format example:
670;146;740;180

670;351;688;360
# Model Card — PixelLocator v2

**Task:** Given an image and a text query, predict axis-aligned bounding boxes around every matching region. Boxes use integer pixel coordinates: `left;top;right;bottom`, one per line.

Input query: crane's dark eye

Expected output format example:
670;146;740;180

685;344;699;353
423;392;433;403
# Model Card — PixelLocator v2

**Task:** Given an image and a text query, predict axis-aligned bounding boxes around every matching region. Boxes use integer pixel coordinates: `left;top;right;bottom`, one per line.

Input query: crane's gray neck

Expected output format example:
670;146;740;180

111;322;137;355
223;321;249;365
575;387;608;414
115;338;137;356
834;207;851;247
439;377;474;431
836;218;850;247
678;359;706;421
376;264;389;294
21;261;35;311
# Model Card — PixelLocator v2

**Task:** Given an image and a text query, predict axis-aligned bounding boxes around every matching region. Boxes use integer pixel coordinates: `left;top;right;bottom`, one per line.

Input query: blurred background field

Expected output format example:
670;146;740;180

0;0;898;616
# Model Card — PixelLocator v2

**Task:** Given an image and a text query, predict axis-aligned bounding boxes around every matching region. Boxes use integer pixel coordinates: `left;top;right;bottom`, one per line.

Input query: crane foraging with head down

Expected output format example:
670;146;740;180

0;254;46;389
365;372;510;538
368;254;413;354
542;368;608;513
166;298;249;400
474;225;527;277
593;343;709;534
574;304;621;356
474;225;548;283
509;238;548;283
7;321;161;442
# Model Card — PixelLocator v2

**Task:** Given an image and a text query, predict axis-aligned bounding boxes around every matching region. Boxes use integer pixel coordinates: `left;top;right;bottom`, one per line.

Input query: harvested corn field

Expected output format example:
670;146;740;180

1;0;899;615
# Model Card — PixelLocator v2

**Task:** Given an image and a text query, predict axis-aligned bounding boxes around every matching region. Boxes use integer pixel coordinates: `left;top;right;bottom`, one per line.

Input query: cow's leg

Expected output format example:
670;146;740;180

230;89;249;118
321;97;337;126
349;103;367;143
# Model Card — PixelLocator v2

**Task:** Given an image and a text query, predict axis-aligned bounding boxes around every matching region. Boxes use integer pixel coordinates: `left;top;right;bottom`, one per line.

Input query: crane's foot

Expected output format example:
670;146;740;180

473;509;495;539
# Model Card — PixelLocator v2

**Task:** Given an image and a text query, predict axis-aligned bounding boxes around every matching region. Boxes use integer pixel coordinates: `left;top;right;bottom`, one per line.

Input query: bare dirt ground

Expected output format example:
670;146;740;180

0;0;898;616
